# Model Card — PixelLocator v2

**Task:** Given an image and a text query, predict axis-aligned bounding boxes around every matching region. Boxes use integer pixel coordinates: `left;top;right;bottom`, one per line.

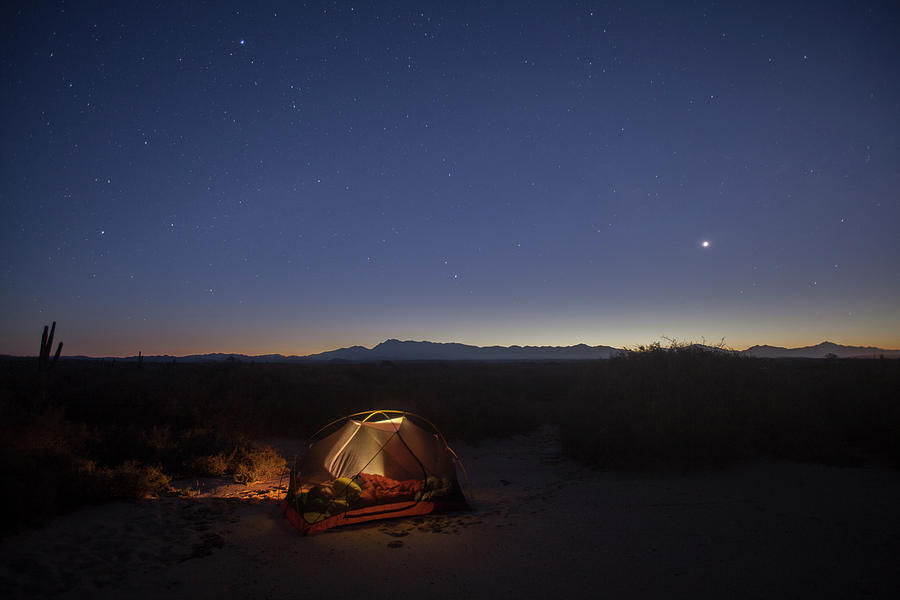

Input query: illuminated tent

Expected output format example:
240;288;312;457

281;410;469;535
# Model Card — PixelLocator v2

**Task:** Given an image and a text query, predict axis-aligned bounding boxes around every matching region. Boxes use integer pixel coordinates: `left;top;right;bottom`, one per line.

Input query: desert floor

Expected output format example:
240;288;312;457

2;426;900;599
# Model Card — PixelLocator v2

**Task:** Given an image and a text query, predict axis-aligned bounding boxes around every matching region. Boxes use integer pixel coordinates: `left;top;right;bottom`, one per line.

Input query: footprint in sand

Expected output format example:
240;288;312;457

379;521;415;537
385;531;409;537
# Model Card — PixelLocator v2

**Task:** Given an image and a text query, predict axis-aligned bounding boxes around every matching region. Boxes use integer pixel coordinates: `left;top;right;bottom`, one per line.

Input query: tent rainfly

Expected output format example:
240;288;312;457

281;410;469;535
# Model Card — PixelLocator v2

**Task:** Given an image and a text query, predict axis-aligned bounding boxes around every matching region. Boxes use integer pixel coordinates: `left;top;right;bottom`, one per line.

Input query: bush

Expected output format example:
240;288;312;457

231;444;286;484
0;450;171;534
189;453;230;477
102;461;171;499
558;344;900;469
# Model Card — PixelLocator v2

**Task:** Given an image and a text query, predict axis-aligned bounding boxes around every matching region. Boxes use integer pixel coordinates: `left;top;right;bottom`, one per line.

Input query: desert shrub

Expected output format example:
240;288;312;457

230;444;286;484
559;345;900;468
188;453;230;477
101;461;172;499
0;450;170;534
184;443;286;483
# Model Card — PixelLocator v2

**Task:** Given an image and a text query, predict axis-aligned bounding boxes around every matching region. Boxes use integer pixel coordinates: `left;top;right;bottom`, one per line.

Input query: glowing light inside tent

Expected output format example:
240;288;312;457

325;418;405;477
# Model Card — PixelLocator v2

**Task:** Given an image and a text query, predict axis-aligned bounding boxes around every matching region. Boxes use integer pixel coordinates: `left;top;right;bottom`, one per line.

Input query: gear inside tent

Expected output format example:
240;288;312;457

281;410;469;535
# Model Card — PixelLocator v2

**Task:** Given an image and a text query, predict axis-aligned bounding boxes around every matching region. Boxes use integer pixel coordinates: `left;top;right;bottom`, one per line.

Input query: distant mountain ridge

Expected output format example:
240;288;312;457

302;338;620;361
742;341;900;359
31;339;900;362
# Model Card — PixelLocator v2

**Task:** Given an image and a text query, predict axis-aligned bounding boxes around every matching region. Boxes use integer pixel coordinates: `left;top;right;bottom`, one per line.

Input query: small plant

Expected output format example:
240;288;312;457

190;453;230;477
103;461;172;498
231;444;286;485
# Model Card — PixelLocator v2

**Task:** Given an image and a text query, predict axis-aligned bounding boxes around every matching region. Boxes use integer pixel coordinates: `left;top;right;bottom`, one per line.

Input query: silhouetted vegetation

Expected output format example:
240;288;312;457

559;344;900;469
37;321;63;373
2;348;898;532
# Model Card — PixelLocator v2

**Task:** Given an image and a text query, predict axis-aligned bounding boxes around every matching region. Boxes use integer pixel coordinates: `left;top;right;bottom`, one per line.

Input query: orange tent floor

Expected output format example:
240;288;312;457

281;498;470;535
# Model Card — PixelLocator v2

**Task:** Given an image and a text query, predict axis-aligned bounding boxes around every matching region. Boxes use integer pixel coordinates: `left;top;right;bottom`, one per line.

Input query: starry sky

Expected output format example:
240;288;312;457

2;1;899;357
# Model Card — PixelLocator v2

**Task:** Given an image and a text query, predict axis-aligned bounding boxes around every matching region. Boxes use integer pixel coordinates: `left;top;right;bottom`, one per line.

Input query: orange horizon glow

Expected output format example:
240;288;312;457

6;333;899;359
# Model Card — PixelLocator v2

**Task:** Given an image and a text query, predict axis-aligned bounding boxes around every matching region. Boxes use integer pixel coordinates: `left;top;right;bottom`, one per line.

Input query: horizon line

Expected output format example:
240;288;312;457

4;338;899;360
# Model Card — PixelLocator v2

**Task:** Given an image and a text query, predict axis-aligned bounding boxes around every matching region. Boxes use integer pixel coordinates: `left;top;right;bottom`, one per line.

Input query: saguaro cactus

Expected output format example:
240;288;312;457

38;321;63;371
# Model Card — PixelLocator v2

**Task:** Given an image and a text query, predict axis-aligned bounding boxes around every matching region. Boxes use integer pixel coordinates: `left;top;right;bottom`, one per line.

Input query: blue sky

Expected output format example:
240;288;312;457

2;1;898;356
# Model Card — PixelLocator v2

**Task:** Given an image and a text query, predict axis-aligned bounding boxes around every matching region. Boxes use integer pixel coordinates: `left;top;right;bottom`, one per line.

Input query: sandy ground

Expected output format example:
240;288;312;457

2;426;900;599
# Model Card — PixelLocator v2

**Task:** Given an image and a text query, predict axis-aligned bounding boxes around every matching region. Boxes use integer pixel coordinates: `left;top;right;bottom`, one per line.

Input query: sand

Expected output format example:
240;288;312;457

2;426;900;599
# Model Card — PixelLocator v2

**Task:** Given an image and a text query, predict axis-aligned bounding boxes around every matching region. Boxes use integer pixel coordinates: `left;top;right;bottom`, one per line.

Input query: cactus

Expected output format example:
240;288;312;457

38;321;63;371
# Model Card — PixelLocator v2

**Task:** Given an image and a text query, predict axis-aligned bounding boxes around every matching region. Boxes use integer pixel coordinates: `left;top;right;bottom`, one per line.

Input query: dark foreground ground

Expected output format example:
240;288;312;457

2;351;899;597
1;426;899;599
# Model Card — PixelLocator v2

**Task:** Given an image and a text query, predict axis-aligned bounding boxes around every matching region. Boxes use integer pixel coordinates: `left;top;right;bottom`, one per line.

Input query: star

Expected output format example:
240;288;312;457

701;240;710;248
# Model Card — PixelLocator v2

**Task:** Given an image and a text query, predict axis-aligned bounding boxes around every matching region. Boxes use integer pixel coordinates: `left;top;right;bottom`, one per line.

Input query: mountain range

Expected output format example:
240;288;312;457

741;341;899;359
53;339;900;362
301;339;620;361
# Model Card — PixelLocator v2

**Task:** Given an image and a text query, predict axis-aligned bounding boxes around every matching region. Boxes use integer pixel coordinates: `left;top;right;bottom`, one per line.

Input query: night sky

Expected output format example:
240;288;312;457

2;1;899;357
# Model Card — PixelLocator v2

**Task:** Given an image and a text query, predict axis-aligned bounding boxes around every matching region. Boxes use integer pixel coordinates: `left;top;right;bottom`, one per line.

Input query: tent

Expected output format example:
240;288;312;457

281;410;469;535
